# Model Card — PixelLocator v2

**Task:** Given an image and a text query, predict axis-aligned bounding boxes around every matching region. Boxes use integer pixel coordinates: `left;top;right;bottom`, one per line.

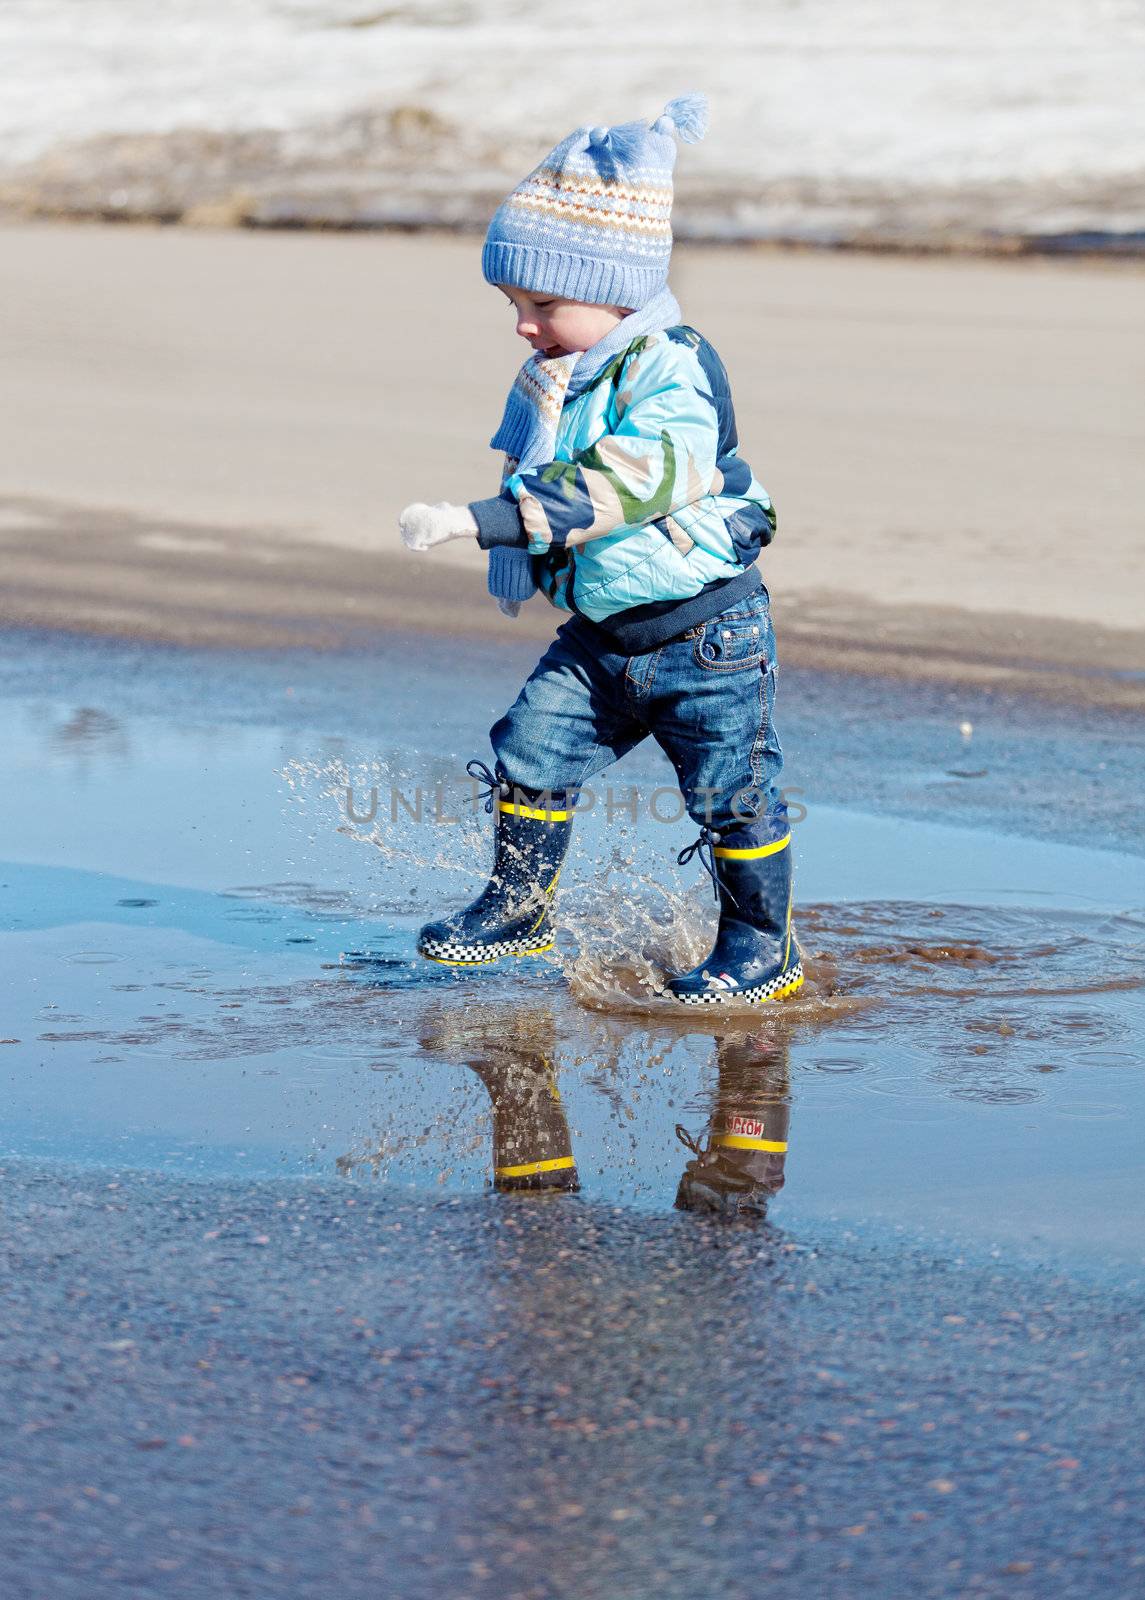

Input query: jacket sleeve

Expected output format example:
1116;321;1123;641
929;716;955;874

469;489;528;550
499;337;721;553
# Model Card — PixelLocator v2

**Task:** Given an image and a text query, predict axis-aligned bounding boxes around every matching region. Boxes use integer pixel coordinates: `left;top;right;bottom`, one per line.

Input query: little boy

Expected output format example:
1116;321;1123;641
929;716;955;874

399;94;802;1006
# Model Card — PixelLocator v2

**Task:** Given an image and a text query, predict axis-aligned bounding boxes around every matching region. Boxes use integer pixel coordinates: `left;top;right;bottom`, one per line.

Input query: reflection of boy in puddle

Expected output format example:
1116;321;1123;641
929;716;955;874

476;1050;581;1196
674;1032;790;1219
398;93;803;1010
419;1006;579;1193
423;1006;787;1216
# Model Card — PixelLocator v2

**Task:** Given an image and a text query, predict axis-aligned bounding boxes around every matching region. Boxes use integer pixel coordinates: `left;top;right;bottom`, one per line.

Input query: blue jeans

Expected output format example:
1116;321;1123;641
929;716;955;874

490;589;786;833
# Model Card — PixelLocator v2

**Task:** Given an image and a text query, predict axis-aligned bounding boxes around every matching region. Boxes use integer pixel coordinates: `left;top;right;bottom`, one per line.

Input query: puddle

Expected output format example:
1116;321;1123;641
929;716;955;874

1;629;1143;1274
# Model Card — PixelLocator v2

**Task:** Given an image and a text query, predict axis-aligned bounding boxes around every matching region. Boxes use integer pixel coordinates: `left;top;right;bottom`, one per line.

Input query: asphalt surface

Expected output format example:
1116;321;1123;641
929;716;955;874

4;1162;1144;1600
4;625;1144;1597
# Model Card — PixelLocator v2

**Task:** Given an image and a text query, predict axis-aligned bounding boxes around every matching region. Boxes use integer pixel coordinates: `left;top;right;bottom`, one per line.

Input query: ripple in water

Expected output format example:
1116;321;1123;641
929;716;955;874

19;899;1145;1158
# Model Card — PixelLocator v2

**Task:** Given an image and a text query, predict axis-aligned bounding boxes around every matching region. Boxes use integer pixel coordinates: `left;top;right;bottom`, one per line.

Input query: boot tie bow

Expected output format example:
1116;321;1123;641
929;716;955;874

677;826;739;906
466;758;509;814
677;827;719;900
674;1123;708;1156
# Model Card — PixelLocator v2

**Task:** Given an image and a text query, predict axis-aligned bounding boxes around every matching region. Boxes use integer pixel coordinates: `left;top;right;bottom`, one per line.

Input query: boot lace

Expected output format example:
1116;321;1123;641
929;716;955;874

467;761;582;817
675;1123;707;1156
677;827;738;907
466;758;509;814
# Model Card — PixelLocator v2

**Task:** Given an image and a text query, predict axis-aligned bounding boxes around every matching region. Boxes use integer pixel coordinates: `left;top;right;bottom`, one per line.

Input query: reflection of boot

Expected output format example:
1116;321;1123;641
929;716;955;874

675;1032;790;1218
419;1005;579;1194
668;822;803;1005
418;760;573;966
483;1059;579;1193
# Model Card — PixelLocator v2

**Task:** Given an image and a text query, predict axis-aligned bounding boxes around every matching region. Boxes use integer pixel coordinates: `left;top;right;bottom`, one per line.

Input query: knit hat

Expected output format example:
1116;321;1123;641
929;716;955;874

482;94;708;311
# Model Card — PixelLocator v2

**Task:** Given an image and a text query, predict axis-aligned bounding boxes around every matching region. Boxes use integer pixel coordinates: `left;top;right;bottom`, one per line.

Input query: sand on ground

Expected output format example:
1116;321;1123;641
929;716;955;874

1;224;1142;700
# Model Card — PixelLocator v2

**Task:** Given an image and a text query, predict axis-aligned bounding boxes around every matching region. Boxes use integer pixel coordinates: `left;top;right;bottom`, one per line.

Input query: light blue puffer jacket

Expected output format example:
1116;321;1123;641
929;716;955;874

470;325;777;648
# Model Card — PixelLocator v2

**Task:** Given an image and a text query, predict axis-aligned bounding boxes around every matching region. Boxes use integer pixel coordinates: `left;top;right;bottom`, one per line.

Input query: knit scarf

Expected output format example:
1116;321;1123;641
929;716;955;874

486;286;682;603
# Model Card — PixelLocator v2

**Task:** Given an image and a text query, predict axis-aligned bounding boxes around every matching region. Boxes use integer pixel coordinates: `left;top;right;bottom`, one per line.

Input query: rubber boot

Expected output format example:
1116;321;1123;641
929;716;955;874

675;1033;791;1218
481;1054;579;1194
667;821;803;1005
417;760;574;966
420;1004;579;1193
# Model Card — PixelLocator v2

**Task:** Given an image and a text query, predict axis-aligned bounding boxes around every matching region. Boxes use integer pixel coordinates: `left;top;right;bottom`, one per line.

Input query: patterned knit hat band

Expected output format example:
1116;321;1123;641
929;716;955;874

480;241;669;313
482;94;708;309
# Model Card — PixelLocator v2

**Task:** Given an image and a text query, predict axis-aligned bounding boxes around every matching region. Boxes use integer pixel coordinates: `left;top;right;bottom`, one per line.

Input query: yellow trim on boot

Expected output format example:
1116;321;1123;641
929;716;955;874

421;941;556;967
497;800;571;821
713;833;791;860
752;969;804;1003
781;873;799;968
712;1134;788;1153
523;866;562;935
494;1155;577;1179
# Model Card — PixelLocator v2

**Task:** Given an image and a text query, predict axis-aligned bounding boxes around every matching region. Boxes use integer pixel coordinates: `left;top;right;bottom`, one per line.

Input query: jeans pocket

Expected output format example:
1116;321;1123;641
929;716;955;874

693;615;767;672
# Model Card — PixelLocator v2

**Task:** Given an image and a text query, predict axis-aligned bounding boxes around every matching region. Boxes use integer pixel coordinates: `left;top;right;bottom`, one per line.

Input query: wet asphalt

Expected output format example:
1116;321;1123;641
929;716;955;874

3;626;1145;1597
5;1163;1144;1600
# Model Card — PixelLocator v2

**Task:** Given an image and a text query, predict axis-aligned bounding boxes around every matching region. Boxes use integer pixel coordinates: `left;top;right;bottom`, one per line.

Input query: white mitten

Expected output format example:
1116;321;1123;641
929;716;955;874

399;501;479;553
497;597;522;619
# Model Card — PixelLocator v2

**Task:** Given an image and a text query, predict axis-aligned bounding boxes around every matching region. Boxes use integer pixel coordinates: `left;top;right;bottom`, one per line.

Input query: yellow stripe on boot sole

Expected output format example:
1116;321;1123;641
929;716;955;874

713;833;791;861
750;970;804;1003
494;1155;577;1179
422;941;556;967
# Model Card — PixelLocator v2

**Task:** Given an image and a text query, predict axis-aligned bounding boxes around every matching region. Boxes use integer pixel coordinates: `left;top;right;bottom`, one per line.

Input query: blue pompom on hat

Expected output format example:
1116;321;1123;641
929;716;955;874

482;93;708;311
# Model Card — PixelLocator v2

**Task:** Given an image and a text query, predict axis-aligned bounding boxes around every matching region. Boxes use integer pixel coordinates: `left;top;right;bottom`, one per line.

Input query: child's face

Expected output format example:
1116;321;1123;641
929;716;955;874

498;285;630;358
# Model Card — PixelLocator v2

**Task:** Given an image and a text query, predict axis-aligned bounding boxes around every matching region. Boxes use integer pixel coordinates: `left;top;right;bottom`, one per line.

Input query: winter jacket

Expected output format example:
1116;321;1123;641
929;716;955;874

468;325;777;653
